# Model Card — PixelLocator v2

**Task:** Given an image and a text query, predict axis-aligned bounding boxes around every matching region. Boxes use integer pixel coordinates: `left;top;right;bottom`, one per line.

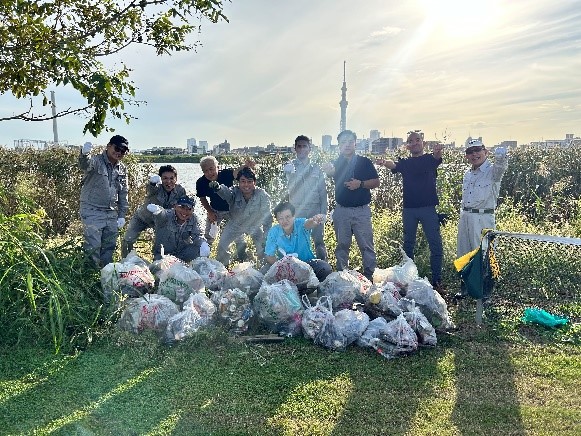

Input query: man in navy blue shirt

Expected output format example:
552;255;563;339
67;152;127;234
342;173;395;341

377;131;444;291
322;130;380;281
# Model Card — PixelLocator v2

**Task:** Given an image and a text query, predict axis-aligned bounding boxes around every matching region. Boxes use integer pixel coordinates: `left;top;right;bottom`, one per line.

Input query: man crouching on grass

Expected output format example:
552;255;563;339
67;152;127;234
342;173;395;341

147;195;210;262
263;201;332;284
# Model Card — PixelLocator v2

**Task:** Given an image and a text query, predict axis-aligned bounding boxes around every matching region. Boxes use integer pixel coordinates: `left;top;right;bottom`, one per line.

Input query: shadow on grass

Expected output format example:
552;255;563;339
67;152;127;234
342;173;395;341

449;312;526;435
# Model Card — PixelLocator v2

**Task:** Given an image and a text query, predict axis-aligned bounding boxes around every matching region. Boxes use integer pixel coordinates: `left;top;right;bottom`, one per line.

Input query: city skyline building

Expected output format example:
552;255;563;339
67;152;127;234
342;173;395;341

186;138;196;154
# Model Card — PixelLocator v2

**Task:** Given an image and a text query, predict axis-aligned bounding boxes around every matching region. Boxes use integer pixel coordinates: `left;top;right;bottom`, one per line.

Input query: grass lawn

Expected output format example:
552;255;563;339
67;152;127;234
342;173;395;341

1;302;579;436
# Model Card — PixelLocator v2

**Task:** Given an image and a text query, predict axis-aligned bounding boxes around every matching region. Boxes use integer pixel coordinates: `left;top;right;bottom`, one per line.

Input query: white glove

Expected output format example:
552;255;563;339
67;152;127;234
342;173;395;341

82;142;92;155
208;181;220;191
495;147;507;157
117;218;125;228
283;162;295;173
199;241;211;257
147;203;163;215
209;222;219;239
149;174;161;184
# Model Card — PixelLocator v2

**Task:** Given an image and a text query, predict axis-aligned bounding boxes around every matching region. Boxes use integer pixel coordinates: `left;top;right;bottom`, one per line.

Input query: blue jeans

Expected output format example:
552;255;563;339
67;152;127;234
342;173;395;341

402;206;443;283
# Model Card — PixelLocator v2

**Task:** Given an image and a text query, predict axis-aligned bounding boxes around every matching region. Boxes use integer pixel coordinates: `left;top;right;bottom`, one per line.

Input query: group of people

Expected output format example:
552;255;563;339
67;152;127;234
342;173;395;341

78;130;508;296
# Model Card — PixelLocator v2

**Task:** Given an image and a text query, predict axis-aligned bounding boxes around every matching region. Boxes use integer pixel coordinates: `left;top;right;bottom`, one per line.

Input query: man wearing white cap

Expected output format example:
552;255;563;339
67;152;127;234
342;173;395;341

457;139;509;258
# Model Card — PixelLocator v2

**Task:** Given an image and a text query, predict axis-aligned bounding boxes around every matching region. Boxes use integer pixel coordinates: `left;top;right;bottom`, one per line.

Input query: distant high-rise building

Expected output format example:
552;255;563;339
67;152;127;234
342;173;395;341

321;135;332;151
339;61;348;133
186;138;197;154
370;130;380;141
371;137;403;154
216;140;230;154
199;140;209;154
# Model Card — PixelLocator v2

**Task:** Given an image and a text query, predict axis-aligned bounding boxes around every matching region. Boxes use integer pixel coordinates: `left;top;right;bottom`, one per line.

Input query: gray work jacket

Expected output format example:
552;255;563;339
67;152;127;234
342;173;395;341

216;185;272;233
134;183;187;225
286;158;328;217
152;209;204;258
79;151;128;217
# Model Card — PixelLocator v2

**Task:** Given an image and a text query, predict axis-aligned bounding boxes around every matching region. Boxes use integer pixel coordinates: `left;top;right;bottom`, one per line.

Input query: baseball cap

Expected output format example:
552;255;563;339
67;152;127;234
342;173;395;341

109;135;129;151
176;196;194;209
465;139;485;153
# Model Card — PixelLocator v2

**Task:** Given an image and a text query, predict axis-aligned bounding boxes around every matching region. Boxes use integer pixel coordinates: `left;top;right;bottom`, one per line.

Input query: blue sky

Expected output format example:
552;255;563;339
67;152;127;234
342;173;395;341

1;0;580;150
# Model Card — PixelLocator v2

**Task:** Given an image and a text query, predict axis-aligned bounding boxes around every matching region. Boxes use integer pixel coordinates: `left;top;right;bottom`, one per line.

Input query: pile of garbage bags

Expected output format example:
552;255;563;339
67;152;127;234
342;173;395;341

103;249;454;358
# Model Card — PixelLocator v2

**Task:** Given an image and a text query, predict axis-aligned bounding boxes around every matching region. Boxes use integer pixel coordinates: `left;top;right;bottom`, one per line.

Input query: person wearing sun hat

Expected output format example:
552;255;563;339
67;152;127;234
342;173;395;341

79;135;130;267
147;195;210;262
454;138;509;300
456;138;509;261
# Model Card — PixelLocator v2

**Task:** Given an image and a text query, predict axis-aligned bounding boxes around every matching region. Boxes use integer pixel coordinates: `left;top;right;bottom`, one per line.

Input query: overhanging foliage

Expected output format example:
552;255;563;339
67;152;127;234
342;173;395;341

0;0;228;135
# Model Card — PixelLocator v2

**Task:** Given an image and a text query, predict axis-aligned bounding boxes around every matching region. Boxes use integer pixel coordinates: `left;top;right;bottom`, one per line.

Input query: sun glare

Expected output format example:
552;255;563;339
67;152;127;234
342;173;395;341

420;0;501;38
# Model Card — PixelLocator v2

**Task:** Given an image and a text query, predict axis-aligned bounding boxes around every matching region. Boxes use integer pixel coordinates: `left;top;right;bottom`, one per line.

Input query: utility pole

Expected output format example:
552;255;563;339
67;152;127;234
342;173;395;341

51;91;59;145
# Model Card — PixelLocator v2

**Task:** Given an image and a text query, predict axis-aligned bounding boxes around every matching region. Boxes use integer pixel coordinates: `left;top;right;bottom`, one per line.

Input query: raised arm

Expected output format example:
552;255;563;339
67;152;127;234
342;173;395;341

304;214;325;230
233;158;256;179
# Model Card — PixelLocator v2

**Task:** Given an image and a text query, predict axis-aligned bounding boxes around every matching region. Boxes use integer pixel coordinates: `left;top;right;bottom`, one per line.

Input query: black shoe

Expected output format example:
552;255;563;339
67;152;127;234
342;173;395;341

452;292;467;302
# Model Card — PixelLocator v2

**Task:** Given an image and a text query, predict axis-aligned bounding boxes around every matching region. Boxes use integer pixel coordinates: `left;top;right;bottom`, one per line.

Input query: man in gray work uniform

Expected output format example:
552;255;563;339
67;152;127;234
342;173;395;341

79;135;129;267
283;135;329;261
209;167;272;267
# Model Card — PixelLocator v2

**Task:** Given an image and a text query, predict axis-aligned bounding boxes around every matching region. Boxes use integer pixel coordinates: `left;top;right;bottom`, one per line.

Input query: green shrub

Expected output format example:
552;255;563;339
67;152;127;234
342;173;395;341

0;212;105;353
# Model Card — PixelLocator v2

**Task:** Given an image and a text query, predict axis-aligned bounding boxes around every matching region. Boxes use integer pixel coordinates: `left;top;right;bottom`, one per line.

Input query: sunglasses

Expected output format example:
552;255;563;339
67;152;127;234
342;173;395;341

114;144;129;154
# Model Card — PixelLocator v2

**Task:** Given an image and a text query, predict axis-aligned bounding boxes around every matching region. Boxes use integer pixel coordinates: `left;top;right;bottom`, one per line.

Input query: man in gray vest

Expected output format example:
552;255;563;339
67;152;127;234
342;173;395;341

79;135;129;267
283;135;329;261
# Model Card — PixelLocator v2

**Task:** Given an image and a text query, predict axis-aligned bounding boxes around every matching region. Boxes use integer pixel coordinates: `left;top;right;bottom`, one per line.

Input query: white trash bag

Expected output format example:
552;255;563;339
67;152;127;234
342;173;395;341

164;292;216;343
369;313;418;359
404;304;437;347
223;262;264;299
318;270;362;310
403;277;455;330
117;294;179;334
190;257;228;290
253;280;303;336
264;255;319;290
158;263;205;306
383;248;419;293
334;309;370;346
101;261;155;304
365;282;403;319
